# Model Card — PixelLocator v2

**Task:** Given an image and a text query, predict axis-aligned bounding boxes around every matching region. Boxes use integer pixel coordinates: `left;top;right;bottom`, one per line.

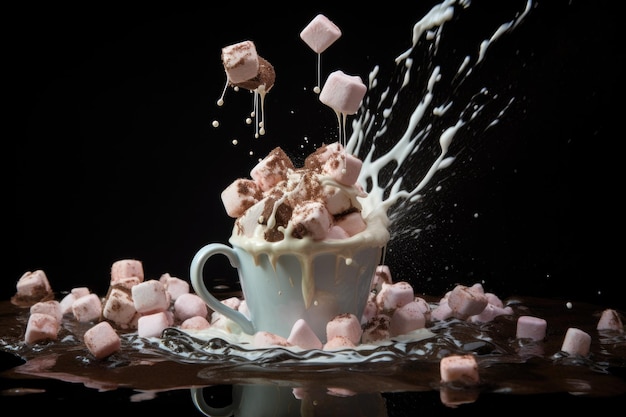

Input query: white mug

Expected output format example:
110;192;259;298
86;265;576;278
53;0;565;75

190;240;384;343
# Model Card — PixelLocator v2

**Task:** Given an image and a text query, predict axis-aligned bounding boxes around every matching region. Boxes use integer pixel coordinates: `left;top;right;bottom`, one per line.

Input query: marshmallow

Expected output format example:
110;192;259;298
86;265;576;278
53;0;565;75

327;225;351;240
334;211;367;236
304;142;343;171
326;313;362;345
291;201;332;240
597;308;624;332
221;178;263;218
30;300;63;323
180;316;211;331
371;265;393;293
113;276;141;290
322;152;362;186
516;315;547;341
232;56;275;92
447;284;488;319
440;354;480;385
160;273;190;301
71;293;102;323
389;301;426;336
102;287;137;327
561;327;591;356
360;293;378;325
174;293;208;322
319;70;367;115
376;281;415;312
250;147;295;191
300;14;342;54
111;259;144;284
131;279;169;315
137;311;171;338
14;270;53;305
288;319;323;350
430;300;454;321
253;331;292;348
24;312;59;345
362;314;391;344
468;304;513;323
221;40;259;84
84;321;121;359
323;335;355;351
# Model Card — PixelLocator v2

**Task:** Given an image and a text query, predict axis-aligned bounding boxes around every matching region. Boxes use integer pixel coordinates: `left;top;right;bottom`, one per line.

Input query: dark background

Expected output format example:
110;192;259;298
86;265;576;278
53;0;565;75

5;0;622;310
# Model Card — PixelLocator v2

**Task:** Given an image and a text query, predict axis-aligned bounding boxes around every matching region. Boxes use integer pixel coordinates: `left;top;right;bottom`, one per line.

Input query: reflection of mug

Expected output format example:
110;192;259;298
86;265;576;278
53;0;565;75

191;384;388;417
190;240;385;343
192;384;301;417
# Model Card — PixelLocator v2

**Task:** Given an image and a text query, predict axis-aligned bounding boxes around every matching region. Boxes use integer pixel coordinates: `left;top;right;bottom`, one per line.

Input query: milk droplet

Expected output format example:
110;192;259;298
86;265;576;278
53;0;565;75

212;120;219;128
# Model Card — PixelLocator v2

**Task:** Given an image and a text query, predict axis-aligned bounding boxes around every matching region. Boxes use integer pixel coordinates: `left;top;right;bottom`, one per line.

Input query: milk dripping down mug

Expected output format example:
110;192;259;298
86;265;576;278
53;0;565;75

190;226;388;343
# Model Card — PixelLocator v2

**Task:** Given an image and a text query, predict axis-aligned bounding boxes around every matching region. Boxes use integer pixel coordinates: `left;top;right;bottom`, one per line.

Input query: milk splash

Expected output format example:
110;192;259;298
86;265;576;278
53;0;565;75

348;0;532;241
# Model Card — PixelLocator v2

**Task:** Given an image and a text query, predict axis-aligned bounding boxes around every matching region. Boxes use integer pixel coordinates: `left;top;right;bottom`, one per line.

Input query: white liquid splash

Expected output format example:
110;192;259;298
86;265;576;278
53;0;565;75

348;0;532;236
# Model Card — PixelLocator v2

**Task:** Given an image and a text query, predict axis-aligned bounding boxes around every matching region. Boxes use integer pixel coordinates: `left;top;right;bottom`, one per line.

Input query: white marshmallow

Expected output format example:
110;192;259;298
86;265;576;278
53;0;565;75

72;293;102;323
137;312;170;338
174;293;208;322
291;201;332;240
376;281;414;312
250;146;294;192
322;152;362;186
131;279;169;315
102;287;137;327
30;300;63;323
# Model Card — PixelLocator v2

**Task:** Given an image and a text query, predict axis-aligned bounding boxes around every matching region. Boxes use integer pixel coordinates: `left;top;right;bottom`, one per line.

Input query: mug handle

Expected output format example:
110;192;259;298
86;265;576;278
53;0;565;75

190;243;255;335
191;387;235;417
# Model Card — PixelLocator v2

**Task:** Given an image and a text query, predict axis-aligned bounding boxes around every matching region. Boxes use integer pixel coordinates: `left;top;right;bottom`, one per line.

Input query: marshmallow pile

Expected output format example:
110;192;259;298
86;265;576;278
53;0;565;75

221;142;369;242
15;262;211;359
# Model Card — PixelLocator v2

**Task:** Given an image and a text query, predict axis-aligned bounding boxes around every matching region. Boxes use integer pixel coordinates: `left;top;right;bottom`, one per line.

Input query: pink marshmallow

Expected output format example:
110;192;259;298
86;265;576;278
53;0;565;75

413;297;432;322
334;211;366;236
430;300;454;321
323;186;353;215
291;201;332;240
468;304;513;323
326;225;350;240
440;354;480;385
221;40;259;84
326;313;362;345
447;284;488;319
15;270;52;301
131;279;169;315
288;319;323;350
304;142;343;171
322;152;362;186
71;286;91;299
323;335;356;351
112;276;141;290
30;300;62;323
361;314;391;344
371;265;393;293
84;321;121;359
102;287;137;327
160;273;190;301
72;293;102;323
516;315;547;341
24;312;59;345
180;316;211;331
561;327;591;356
253;331;292;348
597;309;624;332
389;301;426;336
137;311;170;338
300;14;342;54
360;293;378;325
174;293;208;322
59;293;77;315
250;147;294;192
319;70;367;115
110;259;144;284
376;281;415;312
221;178;262;218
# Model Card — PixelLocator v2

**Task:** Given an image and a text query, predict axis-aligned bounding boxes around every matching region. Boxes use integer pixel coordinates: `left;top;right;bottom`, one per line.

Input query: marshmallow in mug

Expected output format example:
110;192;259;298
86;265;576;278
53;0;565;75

220;141;366;242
